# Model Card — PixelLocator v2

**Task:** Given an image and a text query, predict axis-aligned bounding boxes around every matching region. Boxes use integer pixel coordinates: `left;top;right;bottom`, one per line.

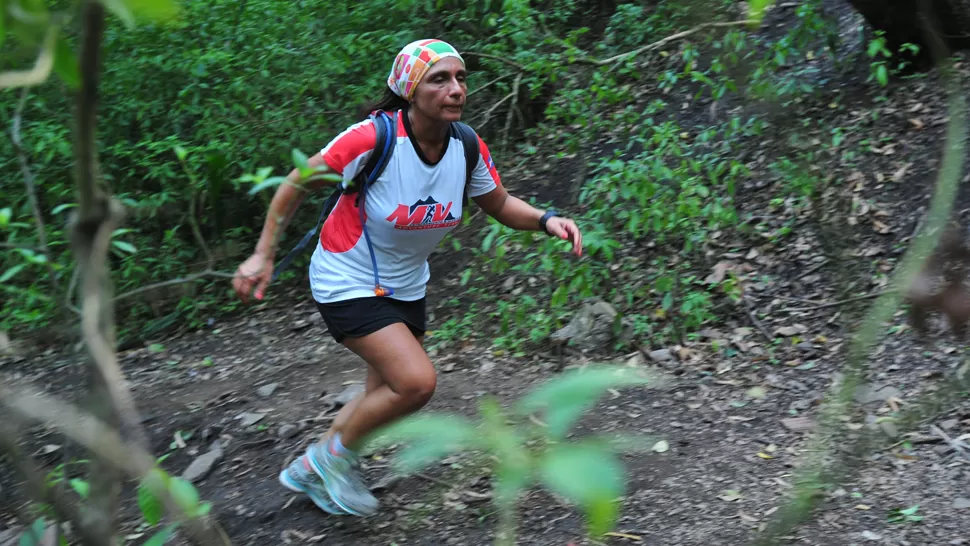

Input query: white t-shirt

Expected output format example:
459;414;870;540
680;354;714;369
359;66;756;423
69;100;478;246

308;109;501;303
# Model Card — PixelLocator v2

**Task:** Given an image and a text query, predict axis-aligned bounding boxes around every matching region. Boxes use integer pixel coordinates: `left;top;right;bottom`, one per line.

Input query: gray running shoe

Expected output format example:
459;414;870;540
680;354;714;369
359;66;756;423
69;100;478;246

307;438;379;517
279;454;347;515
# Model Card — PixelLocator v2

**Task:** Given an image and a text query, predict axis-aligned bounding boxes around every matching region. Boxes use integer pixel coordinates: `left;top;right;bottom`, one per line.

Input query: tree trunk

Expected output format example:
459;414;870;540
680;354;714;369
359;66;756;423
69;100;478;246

848;0;970;62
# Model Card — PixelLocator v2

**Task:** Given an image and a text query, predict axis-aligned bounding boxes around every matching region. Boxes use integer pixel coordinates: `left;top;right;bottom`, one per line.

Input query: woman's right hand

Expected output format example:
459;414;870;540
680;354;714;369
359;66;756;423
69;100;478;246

232;252;274;303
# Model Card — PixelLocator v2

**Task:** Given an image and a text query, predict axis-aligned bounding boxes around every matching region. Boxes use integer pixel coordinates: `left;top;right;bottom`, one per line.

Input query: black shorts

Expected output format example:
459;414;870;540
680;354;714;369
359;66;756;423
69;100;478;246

314;296;427;343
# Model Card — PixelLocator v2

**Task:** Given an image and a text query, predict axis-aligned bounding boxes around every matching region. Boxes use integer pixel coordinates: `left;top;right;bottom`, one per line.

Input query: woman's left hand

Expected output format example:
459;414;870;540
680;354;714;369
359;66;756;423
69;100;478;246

545;217;583;257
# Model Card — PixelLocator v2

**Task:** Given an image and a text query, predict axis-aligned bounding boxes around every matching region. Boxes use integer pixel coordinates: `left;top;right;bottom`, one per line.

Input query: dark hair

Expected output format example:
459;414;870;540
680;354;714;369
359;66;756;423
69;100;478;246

357;87;409;121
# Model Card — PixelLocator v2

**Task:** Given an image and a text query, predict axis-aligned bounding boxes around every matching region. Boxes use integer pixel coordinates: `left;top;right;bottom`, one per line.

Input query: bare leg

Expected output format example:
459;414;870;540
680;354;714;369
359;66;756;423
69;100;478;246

334;325;435;449
317;334;424;444
318;364;384;444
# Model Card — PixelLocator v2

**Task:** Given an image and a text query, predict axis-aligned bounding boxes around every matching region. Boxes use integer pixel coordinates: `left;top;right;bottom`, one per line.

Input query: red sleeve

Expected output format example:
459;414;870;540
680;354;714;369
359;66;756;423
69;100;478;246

477;135;502;187
320;120;377;175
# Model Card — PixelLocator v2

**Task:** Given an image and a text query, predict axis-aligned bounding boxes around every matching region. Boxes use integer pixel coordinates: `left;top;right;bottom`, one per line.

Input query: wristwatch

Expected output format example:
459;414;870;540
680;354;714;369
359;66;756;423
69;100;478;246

538;210;559;234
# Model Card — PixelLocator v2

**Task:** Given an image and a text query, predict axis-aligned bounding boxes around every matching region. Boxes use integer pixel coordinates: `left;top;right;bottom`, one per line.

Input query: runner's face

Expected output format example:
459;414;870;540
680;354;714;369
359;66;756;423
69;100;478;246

411;58;467;123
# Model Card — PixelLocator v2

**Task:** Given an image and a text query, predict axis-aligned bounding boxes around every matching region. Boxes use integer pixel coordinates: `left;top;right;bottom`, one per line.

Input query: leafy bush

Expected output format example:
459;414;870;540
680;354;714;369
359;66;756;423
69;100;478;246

367;363;662;544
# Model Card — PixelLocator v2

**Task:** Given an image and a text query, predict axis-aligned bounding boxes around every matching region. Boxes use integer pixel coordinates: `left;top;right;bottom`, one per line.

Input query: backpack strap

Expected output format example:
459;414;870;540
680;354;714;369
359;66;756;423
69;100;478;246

451;121;480;206
270;110;396;283
355;110;398;296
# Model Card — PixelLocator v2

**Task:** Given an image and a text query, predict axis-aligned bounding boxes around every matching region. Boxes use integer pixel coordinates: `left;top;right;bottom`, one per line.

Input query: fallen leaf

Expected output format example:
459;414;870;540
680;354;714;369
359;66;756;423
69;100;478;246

954;497;970;509
781;417;815;432
719;490;743;502
739;512;759;523
892;163;911;181
909;118;924;130
706;261;734;284
756;452;774;459
652;440;670;453
774;324;807;337
746;386;767;399
872;219;891;234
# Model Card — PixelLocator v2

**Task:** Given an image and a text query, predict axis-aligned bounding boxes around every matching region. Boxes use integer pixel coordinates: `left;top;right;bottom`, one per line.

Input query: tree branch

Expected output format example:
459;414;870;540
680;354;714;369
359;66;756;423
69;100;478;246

575;20;755;67
0;23;58;89
461;51;527;72
0;384;231;544
503;73;523;146
10;88;62;301
0;421;104;546
73;1;106;221
0;242;46;251
112;269;235;303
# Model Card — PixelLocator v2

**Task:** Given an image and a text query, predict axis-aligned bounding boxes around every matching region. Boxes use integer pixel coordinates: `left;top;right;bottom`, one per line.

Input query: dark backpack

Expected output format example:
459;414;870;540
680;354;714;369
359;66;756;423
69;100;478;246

271;109;482;296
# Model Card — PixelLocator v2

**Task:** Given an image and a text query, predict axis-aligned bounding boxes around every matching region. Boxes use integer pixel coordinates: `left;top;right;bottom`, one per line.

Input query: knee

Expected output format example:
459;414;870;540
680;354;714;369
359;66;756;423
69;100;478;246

396;371;437;408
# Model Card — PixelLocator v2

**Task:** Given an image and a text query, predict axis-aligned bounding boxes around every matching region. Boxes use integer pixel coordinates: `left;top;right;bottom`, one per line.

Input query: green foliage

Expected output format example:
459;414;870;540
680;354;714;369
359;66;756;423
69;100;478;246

367;364;658;543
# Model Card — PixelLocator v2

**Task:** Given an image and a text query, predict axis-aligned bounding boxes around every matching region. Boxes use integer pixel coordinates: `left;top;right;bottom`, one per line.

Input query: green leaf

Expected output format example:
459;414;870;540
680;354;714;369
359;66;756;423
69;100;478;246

143;523;179;546
877;65;889;87
369;414;482;473
0;207;10;227
515;365;654;439
103;0;179;27
102;0;136;27
247;176;289;195
539;443;625;536
0;265;26;283
291;148;309;170
52;36;79;89
19;518;48;546
175;146;188;161
69;478;90;499
51;203;76;215
747;0;775;27
112;241;137;254
169;477;201;515
0;6;6;50
138;481;164;526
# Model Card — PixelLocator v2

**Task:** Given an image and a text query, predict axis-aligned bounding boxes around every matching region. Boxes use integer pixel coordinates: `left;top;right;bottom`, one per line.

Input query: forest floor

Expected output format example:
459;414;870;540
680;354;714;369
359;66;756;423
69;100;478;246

4;3;970;546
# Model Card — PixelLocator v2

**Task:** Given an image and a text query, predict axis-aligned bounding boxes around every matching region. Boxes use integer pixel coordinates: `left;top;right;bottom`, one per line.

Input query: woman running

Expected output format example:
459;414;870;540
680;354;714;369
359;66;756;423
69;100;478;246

232;39;582;517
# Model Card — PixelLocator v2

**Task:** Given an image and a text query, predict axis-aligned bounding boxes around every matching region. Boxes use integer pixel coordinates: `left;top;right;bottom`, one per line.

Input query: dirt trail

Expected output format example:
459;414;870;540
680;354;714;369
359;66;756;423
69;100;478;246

4;279;968;546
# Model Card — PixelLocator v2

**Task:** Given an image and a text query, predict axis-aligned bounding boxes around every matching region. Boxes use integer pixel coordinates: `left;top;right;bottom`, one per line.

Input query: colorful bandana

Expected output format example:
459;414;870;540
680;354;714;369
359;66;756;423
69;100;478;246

387;39;464;100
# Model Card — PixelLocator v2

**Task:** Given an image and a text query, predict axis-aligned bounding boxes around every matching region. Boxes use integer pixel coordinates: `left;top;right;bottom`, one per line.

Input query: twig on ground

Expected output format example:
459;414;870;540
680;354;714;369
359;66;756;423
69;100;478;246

768;294;828;305
930;424;970;462
742;297;773;341
793;259;828;281
416;472;455;489
781;292;890;313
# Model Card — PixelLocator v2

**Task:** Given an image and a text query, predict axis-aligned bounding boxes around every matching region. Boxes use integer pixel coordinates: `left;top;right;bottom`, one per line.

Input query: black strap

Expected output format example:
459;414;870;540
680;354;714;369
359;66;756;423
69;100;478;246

354;110;396;203
451;121;479;206
270;110;396;282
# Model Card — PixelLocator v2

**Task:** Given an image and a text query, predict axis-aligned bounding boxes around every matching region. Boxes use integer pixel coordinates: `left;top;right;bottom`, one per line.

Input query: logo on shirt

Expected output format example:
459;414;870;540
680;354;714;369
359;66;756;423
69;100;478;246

386;196;461;231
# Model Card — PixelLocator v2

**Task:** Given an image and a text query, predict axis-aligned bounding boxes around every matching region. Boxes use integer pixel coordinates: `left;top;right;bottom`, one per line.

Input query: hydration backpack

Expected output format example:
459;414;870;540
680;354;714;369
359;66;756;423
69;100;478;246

271;109;482;297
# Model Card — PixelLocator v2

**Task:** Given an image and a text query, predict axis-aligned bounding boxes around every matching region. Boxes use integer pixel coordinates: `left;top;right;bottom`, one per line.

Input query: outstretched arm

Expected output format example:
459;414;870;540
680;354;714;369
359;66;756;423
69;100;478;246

473;185;583;257
234;154;335;302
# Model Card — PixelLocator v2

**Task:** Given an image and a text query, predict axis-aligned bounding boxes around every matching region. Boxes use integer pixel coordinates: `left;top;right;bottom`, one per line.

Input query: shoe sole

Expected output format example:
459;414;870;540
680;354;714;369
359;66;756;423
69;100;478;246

306;451;378;517
278;469;348;516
